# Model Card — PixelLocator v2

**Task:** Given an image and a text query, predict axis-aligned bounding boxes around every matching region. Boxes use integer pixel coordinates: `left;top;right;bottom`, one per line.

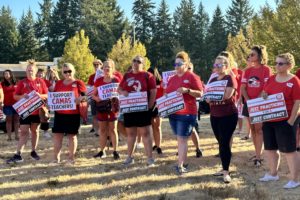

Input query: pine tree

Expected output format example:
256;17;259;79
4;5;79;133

206;6;227;68
226;0;254;36
35;0;53;60
132;0;155;46
0;6;18;63
17;9;40;61
108;33;151;73
149;0;174;70
81;0;126;60
61;29;95;82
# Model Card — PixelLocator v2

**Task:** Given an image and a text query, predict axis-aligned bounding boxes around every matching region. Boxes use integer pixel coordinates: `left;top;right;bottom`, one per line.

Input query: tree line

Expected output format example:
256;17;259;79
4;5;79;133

0;0;299;81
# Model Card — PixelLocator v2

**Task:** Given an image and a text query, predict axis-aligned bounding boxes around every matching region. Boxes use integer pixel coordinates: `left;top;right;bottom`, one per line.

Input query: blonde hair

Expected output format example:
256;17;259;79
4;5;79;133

62;63;76;78
176;51;190;64
103;59;116;76
219;51;236;69
252;45;268;65
93;59;103;65
215;56;230;74
46;68;60;81
277;53;295;69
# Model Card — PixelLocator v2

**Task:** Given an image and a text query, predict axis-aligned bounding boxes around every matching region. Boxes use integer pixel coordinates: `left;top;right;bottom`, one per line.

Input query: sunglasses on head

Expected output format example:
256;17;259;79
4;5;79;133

213;63;225;68
275;62;288;66
173;62;184;67
63;70;72;74
133;59;142;64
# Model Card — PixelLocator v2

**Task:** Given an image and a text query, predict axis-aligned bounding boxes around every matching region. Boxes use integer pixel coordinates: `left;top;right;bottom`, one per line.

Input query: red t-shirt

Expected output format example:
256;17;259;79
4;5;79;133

113;71;123;81
94;76;121;121
166;71;203;115
119;71;156;93
209;75;238;117
44;79;51;88
156;82;164;100
1;83;17;106
54;80;87;115
15;78;48;115
241;65;272;99
87;73;96;86
232;68;243;100
295;68;300;79
264;75;300;122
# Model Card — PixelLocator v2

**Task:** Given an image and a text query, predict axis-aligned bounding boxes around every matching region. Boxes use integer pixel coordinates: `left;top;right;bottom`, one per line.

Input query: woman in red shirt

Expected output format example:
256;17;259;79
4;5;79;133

241;45;272;167
92;59;120;160
208;56;238;183
259;53;300;189
118;55;157;166
1;70;19;141
52;63;87;164
147;67;164;154
166;51;203;174
7;60;48;164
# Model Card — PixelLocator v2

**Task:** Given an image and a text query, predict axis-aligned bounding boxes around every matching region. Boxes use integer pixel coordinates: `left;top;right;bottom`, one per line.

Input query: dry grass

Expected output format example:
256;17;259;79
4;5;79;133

0;115;299;200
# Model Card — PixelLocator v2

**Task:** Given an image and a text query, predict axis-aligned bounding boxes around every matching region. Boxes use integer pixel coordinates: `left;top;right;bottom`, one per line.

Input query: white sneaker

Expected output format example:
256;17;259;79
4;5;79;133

223;174;232;183
136;142;143;149
283;180;300;189
44;131;51;139
259;173;279;182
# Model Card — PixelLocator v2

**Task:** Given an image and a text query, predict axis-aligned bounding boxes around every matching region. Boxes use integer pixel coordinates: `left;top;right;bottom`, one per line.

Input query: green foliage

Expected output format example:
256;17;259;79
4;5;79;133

108;33;150;73
226;0;254;36
17;9;39;61
61;29;95;82
0;6;18;63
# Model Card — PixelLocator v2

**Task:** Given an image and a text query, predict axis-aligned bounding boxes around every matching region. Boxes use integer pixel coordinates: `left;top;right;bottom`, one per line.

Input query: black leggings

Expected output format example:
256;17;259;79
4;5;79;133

210;113;238;171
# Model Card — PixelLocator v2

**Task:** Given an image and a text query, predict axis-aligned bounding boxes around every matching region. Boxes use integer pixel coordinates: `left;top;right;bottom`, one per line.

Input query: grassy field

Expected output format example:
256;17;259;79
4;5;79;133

0;115;299;200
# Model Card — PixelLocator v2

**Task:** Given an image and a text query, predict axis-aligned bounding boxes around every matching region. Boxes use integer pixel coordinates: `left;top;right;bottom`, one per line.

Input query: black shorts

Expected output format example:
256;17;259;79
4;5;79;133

90;99;97;116
20;115;40;125
124;109;152;127
52;113;81;134
151;107;159;118
242;103;249;117
262;120;297;153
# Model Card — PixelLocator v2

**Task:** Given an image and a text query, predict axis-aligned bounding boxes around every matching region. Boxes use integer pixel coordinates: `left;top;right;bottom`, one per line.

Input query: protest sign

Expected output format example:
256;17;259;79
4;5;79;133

156;91;184;117
48;91;76;111
162;70;176;88
97;83;119;100
119;92;148;113
203;80;228;101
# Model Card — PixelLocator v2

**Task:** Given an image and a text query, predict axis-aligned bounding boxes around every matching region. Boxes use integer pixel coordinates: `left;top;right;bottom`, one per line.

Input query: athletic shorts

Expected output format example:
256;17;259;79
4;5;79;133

124;109;152;127
20;115;40;125
52;112;80;134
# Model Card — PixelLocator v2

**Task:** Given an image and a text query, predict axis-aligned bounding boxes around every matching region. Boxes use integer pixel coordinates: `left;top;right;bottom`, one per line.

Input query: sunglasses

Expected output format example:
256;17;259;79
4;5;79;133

249;53;256;57
213;63;225;68
63;70;72;74
275;62;288;66
133;59;142;64
173;62;184;67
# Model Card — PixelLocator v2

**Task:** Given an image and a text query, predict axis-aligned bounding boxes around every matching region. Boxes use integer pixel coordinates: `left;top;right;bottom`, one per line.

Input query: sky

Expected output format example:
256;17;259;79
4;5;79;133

0;0;277;21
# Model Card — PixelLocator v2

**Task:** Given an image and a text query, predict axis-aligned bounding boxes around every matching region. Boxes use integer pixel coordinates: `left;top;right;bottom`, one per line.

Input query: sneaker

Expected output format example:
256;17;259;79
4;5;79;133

156;147;163;154
94;133;99;137
152;145;158;151
223;174;232;183
175;166;188;175
196;148;203;158
123;157;134;166
259;173;279;182
31;151;40;160
136;143;143;149
113;151;120;160
147;158;155;167
44;131;51;139
93;151;106;158
7;154;23;164
283;180;300;189
254;159;262;167
89;128;95;133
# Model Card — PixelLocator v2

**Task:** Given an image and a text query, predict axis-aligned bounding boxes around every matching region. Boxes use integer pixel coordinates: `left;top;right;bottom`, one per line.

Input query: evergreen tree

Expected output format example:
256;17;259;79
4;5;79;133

0;6;18;63
17;9;39;61
81;0;126;60
173;0;197;55
132;0;155;46
48;0;82;58
35;0;53;60
206;6;227;68
226;0;254;36
61;29;95;82
149;0;174;70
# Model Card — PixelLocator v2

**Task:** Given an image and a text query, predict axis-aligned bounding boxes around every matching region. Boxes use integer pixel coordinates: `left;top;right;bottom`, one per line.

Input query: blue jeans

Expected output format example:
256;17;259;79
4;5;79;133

169;114;197;138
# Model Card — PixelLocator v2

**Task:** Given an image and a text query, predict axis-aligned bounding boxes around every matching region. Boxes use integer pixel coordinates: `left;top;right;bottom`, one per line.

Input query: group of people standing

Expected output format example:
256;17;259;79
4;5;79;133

2;46;300;189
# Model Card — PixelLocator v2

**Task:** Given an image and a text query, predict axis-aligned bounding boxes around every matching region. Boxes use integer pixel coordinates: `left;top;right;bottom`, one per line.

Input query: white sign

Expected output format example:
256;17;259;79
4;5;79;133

162;70;176;88
97;83;119;100
156;91;185;117
203;80;228;101
247;93;288;124
119;92;148;113
93;68;104;83
87;86;94;101
47;91;76;111
13;91;44;119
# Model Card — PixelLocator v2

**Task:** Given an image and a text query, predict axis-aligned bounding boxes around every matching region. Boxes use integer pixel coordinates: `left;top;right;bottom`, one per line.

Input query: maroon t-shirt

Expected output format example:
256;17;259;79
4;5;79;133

209;75;238;117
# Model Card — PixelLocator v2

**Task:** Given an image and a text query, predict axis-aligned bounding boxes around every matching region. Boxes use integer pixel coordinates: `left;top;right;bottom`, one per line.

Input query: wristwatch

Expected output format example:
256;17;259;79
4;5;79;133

187;89;190;94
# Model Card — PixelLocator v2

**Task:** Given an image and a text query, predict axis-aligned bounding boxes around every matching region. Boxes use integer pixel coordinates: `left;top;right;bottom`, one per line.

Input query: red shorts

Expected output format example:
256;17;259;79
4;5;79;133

97;112;118;121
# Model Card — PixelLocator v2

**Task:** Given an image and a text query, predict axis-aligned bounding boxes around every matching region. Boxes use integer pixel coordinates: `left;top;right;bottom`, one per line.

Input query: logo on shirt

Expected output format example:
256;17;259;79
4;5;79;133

287;82;293;88
72;83;77;88
127;78;142;92
248;76;261;88
183;80;189;84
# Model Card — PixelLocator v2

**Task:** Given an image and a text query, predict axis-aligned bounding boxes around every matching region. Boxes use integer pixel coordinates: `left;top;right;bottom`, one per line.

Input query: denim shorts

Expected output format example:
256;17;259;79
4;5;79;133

3;106;17;116
168;114;197;138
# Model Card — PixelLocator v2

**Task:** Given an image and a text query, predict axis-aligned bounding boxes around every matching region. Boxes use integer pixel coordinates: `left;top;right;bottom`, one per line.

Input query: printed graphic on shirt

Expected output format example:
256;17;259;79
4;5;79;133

248;76;261;88
127;78;142;92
